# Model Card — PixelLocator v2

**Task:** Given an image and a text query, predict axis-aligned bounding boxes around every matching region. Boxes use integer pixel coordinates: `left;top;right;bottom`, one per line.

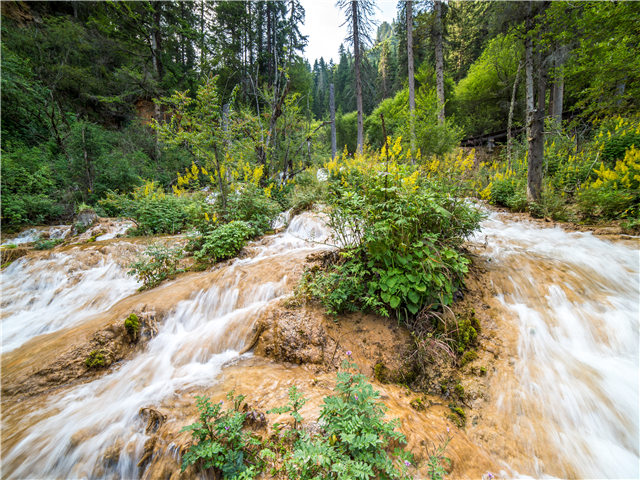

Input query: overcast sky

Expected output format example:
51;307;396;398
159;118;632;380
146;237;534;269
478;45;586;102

300;0;399;65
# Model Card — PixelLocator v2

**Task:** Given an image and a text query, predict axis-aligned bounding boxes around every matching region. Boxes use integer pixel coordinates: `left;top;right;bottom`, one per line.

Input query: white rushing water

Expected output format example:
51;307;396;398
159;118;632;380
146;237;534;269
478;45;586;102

2;212;332;479
1;249;139;353
476;213;639;479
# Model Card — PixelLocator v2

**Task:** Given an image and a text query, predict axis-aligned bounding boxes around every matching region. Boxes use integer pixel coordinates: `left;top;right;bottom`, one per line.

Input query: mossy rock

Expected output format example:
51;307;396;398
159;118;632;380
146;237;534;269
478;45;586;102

125;314;140;340
410;397;425;411
461;350;478;366
86;350;108;369
448;403;466;428
374;362;390;383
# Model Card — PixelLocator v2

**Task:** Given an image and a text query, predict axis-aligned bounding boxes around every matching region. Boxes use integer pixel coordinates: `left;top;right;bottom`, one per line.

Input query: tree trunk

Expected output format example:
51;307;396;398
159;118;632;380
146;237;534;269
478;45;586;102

352;1;364;154
330;83;337;159
507;60;522;169
525;2;534;141
527;55;547;204
553;49;565;123
407;1;416;159
434;0;445;125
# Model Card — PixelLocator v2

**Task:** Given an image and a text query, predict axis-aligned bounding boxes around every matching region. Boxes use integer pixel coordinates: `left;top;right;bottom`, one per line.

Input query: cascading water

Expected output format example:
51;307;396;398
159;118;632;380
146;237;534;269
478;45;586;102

1;247;140;353
1;209;637;479
470;213;639;479
1;212;333;479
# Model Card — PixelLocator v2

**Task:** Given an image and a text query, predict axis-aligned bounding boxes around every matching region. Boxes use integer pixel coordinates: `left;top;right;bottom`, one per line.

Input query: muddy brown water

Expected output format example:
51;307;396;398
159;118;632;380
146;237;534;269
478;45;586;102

1;211;638;479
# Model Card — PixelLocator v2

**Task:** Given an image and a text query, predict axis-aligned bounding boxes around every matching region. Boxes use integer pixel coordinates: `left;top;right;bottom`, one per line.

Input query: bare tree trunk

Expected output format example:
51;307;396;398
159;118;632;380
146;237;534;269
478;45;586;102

553;49;565;123
407;1;416;160
330;83;337;159
352;1;364;153
434;0;445;125
525;1;534;141
507;60;522;169
527;55;547;204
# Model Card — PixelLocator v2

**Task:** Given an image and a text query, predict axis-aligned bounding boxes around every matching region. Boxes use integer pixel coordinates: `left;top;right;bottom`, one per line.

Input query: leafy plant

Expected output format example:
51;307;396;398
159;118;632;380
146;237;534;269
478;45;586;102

194;221;253;264
425;430;453;480
127;243;184;290
267;385;307;431
180;392;261;478
285;359;414;480
33;238;65;250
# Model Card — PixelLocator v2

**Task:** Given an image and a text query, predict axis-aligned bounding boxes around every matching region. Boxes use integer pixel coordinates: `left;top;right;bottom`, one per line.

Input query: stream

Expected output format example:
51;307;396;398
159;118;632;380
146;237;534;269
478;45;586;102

1;211;638;479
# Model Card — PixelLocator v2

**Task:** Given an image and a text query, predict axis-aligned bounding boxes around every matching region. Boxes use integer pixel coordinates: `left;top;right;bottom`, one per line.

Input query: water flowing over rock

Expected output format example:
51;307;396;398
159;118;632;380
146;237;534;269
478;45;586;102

1;210;637;479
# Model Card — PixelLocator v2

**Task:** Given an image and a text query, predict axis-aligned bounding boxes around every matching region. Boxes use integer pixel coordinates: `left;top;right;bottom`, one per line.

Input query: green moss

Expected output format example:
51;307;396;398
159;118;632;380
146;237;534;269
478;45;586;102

86;350;107;368
470;316;482;335
448;404;466;428
461;350;478;366
454;383;465;399
480;366;487;376
374;363;389;383
124;313;140;339
1;261;13;269
86;235;98;243
410;397;425;411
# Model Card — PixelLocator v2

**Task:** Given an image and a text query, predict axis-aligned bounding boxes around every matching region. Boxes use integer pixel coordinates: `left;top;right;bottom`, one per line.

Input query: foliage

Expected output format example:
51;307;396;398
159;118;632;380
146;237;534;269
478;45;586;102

180;392;260;478
274;360;414;480
298;144;481;320
476;116;640;222
33;238;65;250
127;243;184;290
180;360;433;479
226;185;281;236
266;385;307;430
194;221;254;264
0;146;63;225
452;33;524;137
99;182;190;236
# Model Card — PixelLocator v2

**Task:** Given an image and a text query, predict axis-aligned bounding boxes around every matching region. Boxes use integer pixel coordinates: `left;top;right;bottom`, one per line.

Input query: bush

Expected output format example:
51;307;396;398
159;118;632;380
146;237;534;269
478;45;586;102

127;243;184;290
227;185;281;236
194;221;253;264
33;238;65;250
181;391;261;478
180;360;430;480
99;182;191;236
298;146;481;320
284;359;413;480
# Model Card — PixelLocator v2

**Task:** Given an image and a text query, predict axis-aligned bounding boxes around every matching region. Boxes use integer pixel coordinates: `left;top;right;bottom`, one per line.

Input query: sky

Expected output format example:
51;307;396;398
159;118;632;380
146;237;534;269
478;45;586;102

300;0;399;65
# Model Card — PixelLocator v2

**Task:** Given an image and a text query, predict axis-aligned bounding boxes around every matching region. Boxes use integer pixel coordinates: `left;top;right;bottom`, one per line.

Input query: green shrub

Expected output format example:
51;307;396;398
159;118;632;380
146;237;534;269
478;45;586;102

99;186;190;236
299;151;481;321
227;185;281;236
194;221;253;264
127;243;184;290
180;391;260;478
33;238;65;250
282;359;414;480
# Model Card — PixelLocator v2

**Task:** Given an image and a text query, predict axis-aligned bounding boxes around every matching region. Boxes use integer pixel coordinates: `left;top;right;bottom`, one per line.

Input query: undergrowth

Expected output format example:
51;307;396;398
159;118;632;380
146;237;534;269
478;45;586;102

180;359;452;479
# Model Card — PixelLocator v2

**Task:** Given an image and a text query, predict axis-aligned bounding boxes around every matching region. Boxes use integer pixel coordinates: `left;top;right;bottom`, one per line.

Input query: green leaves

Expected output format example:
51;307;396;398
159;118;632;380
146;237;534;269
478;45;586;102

127;243;184;290
195;221;253;264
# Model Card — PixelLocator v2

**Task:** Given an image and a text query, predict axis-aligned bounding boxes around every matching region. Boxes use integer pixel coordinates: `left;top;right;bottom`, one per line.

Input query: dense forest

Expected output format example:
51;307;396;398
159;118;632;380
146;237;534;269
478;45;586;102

2;0;639;229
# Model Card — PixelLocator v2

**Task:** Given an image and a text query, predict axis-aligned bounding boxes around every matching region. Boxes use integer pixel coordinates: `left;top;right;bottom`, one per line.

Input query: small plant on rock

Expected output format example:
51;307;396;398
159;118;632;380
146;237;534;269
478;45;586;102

266;385;307;431
124;313;140;340
127;243;184;290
